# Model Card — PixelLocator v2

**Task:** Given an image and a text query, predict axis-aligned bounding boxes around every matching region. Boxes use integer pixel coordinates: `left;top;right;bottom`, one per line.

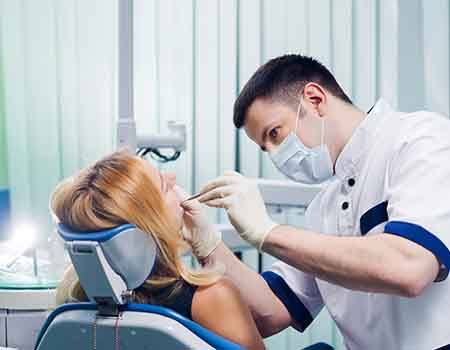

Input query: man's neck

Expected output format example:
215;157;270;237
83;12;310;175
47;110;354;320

332;103;366;166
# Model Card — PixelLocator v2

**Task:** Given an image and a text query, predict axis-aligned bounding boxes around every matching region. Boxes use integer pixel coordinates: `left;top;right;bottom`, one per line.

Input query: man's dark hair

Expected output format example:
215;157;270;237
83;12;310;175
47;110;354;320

233;54;352;128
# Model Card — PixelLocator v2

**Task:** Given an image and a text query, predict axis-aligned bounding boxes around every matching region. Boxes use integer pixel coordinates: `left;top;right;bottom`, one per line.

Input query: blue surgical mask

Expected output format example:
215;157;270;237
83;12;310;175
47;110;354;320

269;101;334;184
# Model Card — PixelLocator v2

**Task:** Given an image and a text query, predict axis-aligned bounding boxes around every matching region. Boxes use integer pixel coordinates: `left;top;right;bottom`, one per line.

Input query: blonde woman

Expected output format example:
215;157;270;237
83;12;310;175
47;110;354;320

51;151;264;350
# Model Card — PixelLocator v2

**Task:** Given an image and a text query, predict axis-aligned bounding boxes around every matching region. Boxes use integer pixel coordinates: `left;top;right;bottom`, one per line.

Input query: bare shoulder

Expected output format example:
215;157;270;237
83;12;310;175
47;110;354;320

194;277;242;305
192;278;265;350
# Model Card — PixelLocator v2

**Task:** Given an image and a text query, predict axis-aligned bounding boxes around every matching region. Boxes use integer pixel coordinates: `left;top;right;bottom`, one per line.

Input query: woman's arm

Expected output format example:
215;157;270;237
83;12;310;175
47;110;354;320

192;277;266;350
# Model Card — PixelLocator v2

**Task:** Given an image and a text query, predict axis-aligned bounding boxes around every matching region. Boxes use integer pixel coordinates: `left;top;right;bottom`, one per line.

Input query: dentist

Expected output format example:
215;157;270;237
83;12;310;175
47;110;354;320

182;55;450;350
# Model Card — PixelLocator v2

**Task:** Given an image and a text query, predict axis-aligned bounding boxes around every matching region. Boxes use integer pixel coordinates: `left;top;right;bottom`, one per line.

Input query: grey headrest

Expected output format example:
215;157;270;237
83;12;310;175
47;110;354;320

58;224;158;305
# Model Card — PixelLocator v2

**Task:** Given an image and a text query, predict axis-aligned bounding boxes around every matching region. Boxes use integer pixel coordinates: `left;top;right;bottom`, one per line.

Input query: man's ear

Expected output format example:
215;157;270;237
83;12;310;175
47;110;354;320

303;82;327;116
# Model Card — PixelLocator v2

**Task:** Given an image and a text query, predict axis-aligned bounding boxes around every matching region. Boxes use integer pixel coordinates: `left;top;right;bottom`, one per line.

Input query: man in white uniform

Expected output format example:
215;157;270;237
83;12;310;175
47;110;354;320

181;55;450;349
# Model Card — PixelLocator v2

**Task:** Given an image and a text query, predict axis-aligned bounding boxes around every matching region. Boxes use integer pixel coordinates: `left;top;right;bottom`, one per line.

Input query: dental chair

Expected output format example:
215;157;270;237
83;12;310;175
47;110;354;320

35;223;334;350
34;223;243;350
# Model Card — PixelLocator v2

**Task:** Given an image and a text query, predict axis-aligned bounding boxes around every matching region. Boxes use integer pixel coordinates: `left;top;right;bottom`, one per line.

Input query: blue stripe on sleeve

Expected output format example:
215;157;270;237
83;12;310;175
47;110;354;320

360;201;389;235
261;271;313;331
384;221;450;281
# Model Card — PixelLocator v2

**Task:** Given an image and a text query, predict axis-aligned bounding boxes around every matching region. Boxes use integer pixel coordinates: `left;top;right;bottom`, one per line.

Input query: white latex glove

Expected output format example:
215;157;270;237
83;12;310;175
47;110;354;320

197;171;278;250
176;186;222;259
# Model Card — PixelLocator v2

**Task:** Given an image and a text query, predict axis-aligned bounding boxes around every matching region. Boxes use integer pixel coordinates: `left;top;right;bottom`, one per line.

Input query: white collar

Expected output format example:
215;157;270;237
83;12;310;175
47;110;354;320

334;98;395;180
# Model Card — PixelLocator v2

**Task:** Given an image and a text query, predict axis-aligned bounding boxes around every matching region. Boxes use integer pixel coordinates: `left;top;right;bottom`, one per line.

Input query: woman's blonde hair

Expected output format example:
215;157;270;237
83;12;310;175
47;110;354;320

51;150;220;305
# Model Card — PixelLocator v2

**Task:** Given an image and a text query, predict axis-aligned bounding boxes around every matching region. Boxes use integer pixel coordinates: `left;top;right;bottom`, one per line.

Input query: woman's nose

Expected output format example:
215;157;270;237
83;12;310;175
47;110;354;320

165;173;177;188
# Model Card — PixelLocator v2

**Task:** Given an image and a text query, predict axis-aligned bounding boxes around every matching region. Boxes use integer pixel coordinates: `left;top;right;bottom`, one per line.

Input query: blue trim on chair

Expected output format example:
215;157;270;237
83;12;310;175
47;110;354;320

35;302;243;350
360;201;388;235
385;221;450;281
261;271;313;331
58;223;135;242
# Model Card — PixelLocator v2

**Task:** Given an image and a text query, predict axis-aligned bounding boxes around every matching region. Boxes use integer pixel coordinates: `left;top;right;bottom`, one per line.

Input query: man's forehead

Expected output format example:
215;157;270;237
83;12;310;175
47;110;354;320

245;99;292;133
245;99;273;129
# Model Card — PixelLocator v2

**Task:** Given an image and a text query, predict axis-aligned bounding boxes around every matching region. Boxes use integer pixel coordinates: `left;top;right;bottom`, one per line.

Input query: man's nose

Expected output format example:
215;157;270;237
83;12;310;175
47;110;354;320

264;143;276;153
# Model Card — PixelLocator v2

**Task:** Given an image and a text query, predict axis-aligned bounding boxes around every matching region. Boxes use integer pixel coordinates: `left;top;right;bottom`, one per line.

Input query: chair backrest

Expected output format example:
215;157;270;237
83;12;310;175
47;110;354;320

35;303;243;350
34;224;243;349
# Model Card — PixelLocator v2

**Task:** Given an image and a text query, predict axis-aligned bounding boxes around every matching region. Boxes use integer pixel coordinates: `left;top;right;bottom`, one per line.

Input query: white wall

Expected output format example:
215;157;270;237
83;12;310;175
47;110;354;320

0;1;449;349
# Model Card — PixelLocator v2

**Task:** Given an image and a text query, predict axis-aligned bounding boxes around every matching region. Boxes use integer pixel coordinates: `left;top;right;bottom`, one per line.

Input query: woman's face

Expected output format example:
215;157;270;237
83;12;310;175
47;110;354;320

143;160;184;228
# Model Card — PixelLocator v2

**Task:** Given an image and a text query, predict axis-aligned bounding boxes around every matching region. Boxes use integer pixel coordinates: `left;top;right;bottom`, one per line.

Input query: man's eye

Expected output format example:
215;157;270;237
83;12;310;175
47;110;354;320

269;128;279;140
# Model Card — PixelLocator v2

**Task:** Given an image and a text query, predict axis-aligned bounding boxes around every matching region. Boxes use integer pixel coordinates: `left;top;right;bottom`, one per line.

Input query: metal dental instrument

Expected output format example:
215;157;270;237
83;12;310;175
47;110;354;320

181;192;203;203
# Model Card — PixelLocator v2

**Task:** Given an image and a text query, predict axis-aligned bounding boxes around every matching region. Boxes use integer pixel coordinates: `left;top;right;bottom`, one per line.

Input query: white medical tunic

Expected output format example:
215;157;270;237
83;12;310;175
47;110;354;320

261;99;450;350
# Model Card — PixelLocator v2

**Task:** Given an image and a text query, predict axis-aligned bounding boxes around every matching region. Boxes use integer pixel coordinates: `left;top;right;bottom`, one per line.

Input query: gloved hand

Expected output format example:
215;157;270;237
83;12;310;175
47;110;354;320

197;171;279;250
176;186;222;259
